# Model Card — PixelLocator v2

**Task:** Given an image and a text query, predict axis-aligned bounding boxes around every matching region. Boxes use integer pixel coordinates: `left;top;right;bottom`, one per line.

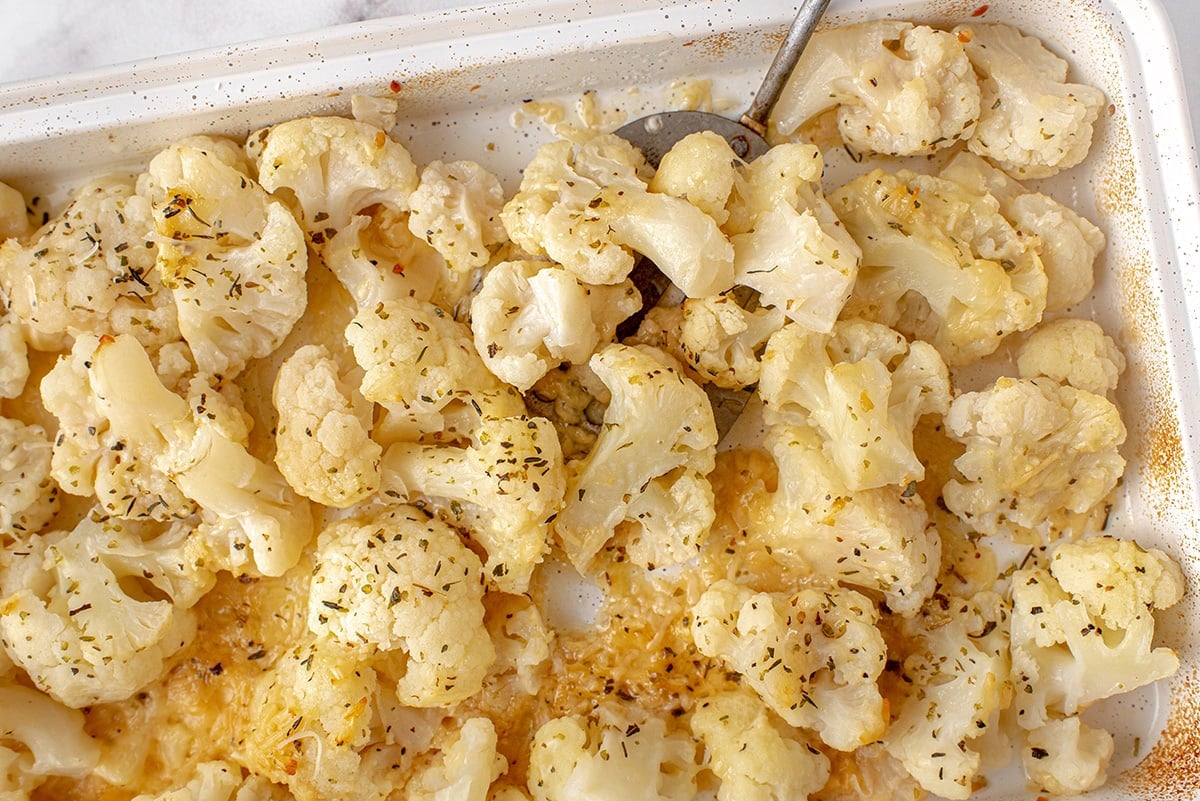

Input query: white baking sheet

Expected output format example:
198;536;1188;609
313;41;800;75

0;1;1197;798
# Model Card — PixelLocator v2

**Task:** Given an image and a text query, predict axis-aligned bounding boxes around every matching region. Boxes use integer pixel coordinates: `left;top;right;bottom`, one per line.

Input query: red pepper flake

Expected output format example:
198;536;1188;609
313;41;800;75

469;84;482;92
392;263;405;275
971;4;989;16
389;79;403;93
1108;103;1117;115
957;29;973;43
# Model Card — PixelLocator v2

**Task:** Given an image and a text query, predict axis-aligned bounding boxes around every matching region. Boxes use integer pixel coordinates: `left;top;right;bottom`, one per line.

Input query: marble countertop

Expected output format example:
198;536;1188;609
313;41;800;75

2;0;1197;143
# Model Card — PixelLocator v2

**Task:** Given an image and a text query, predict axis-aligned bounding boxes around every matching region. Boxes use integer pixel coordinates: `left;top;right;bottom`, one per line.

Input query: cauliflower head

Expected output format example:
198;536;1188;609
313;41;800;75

554;344;717;572
501;134;734;297
726;144;862;333
771;21;980;156
942;376;1126;542
1016;317;1125;396
527;715;699;801
143;136;308;378
248;115;419;234
691;579;888;751
0;515;212;707
0;175;180;353
307;504;494;705
759;319;951;491
0;417;58;538
382;412;565;594
1010;536;1183;729
957;23;1106;178
939;150;1105;310
740;423;939;616
471;259;641;392
273;344;381;508
883;593;1011;799
834;168;1047;366
408;160;508;275
690;689;831;801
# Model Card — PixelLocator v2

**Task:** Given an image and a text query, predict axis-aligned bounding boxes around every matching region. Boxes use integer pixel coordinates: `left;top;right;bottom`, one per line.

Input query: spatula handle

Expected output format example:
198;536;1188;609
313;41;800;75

741;0;832;135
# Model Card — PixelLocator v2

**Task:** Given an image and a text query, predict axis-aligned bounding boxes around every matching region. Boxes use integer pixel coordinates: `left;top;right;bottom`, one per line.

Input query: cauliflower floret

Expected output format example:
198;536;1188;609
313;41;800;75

772;21;980;156
0;683;101;778
725;144;862;333
957;24;1106;178
0;515;213;707
1050;537;1184;630
1021;717;1113;796
0;418;58;537
500;136;641;285
41;335;196;521
247;114;467;313
470;260;641;391
672;297;785;390
690;689;831;801
0;181;30;240
248;116;418;233
526;715;699;801
940;151;1106;310
307;505;494;705
943;376;1126;542
883;593;1011;799
346;296;523;435
554;344;717;572
759;319;950;491
142;136;308;378
738;423;939;615
382;412;565;594
648;131;738;225
185;373;254;448
273;344;381;508
834;168;1047;366
405;718;507;801
238;639;386;801
692;579;887;751
324;202;473;315
615;468;715;570
408;160;508;275
1010;536;1183;730
1016;318;1126;396
501;134;734;297
0;175;180;353
44;333;313;575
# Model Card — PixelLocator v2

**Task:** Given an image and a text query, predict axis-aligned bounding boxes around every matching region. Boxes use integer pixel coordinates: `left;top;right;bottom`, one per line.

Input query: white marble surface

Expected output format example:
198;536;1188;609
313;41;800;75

1;0;1197;140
